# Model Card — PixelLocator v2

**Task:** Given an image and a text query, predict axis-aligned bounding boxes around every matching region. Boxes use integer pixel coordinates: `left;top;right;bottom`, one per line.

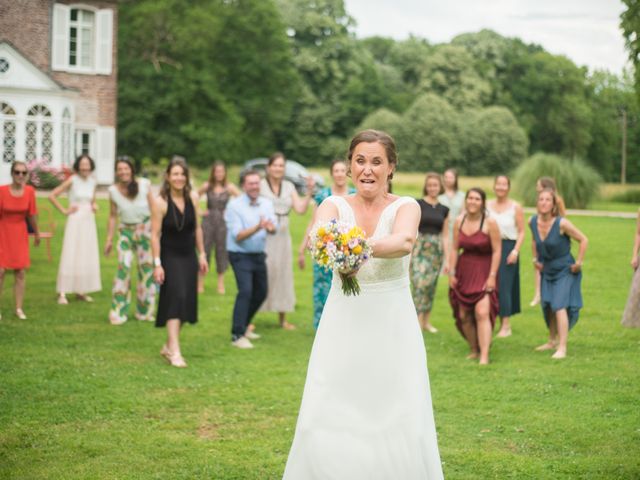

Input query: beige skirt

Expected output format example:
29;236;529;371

56;203;102;294
260;215;295;312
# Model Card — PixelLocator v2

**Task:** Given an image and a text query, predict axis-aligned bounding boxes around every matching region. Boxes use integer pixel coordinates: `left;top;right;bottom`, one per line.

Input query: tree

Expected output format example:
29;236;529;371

118;0;297;165
621;0;640;99
460;106;529;175
498;51;592;158
417;45;491;109
396;94;463;172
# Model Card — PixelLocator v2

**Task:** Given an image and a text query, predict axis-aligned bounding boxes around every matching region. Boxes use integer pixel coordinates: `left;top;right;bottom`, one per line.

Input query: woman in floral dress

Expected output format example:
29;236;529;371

410;172;449;333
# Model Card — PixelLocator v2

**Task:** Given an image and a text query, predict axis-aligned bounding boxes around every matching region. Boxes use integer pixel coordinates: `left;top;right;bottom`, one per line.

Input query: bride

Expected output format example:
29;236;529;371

283;130;443;479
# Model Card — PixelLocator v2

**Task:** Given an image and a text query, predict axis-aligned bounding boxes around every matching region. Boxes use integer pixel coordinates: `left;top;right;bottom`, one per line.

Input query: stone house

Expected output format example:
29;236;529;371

0;0;117;184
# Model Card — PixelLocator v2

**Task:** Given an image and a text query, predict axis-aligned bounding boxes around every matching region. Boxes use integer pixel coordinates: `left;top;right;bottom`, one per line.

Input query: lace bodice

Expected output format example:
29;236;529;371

327;195;416;285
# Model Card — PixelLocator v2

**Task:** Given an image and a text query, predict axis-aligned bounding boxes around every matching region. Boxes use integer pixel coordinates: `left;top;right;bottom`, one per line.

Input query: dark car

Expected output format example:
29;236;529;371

242;158;325;195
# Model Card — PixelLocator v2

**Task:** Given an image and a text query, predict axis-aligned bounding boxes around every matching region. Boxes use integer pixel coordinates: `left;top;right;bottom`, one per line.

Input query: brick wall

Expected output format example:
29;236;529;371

0;0;118;128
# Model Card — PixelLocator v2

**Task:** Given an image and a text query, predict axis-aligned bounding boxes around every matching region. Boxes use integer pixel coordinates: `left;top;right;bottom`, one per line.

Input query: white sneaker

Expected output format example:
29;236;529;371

231;336;254;349
244;330;261;340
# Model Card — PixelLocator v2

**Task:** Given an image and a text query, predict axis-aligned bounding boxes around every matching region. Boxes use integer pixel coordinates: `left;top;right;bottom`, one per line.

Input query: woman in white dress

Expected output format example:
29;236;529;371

259;152;314;330
283;130;443;479
49;155;101;304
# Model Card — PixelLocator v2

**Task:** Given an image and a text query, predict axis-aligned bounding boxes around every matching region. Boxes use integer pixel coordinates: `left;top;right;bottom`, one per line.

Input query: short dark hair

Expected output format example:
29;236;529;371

73;154;95;173
240;169;261;185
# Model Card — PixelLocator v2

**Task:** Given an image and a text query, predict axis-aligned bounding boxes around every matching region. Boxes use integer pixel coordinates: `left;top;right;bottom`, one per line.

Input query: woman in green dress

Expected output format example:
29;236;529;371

298;159;354;329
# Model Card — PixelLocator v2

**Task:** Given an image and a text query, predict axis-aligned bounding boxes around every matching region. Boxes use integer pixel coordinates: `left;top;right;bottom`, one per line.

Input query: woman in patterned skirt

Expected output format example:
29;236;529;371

197;161;240;294
410;172;449;333
259;152;314;330
622;208;640;327
298;159;354;329
104;157;156;325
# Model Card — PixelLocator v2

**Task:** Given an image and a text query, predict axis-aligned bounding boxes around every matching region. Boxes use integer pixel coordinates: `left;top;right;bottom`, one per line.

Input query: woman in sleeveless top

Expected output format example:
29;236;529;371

298;159;355;329
530;189;587;359
284;130;443;479
530;177;567;307
259;152;314;330
151;158;208;368
449;188;501;365
197;161;240;294
49;155;101;304
622;209;640;327
105;158;156;325
487;175;524;337
410;172;450;333
438;167;465;247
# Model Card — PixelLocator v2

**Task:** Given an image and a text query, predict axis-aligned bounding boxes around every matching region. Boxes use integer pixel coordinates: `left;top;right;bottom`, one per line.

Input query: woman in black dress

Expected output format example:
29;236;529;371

151;158;208;367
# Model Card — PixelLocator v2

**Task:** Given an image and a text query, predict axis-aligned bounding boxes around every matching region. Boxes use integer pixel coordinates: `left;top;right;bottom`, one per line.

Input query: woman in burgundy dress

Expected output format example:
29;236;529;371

0;161;40;320
449;188;501;364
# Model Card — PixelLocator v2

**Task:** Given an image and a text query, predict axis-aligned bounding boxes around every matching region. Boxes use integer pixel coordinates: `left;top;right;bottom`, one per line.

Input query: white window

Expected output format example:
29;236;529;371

52;4;113;75
0;102;16;164
61;108;73;166
25;104;53;161
75;129;95;158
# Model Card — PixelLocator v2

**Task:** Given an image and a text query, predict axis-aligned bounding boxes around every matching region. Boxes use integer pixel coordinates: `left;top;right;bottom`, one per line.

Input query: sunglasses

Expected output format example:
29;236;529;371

12;170;28;176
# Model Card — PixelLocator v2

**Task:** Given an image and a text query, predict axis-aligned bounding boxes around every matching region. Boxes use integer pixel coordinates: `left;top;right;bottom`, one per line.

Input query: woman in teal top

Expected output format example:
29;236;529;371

529;189;588;359
298;159;355;329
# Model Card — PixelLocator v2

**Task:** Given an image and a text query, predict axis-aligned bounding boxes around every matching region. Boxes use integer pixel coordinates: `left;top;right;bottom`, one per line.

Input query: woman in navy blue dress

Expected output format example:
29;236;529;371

529;189;588;359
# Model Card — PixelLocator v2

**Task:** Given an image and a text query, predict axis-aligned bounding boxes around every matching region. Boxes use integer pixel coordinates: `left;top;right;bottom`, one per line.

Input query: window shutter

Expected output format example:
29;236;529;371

95;9;113;75
95;127;115;184
51;4;70;71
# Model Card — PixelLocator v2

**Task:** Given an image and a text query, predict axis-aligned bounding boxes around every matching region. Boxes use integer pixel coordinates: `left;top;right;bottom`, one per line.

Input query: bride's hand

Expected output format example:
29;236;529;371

449;275;457;289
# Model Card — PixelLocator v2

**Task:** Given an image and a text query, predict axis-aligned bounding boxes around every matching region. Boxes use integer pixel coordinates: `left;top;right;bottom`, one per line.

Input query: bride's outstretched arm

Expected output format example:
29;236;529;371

371;202;420;259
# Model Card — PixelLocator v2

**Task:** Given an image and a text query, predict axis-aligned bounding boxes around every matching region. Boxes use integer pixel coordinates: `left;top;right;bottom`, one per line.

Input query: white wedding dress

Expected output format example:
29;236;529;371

283;196;443;480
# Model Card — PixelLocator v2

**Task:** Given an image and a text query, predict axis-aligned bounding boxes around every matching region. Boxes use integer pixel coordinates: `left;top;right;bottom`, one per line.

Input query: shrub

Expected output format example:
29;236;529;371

513;152;602;208
610;189;640;203
27;159;72;190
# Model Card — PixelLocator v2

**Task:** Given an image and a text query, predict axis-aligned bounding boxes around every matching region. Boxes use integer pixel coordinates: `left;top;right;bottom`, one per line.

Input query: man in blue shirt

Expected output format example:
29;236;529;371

225;170;276;349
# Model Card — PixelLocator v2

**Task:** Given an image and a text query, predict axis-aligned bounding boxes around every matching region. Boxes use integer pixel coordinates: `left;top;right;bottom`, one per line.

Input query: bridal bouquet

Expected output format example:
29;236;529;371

309;219;372;296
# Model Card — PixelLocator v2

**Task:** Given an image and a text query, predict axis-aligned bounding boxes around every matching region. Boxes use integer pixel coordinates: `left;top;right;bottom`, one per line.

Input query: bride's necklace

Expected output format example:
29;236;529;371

171;195;186;232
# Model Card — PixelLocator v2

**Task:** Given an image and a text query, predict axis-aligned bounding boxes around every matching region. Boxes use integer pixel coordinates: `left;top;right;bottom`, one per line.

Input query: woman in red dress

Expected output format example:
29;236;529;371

0;161;40;320
449;188;501;364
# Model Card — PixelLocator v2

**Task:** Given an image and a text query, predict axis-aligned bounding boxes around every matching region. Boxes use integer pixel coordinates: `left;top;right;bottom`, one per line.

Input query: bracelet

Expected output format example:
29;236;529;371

511;249;519;256
489;272;497;277
532;259;538;264
154;257;161;268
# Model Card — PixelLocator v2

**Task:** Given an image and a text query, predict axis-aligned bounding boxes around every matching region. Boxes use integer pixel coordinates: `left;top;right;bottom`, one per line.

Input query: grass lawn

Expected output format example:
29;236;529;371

1;189;639;479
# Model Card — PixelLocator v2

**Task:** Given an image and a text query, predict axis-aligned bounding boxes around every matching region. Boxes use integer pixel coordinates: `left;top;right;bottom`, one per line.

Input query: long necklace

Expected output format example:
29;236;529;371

171;195;186;232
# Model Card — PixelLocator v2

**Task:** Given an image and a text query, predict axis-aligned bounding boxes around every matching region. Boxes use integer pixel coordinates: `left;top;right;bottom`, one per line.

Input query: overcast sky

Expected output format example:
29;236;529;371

344;0;629;74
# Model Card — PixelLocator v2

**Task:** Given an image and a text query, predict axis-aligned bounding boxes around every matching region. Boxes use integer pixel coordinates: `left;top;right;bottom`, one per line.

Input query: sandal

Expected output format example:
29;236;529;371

76;294;94;303
57;294;69;305
16;309;27;320
160;346;187;368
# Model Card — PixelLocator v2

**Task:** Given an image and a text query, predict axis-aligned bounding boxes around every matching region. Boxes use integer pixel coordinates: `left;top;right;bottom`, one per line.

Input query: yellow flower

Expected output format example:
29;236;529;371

349;226;363;238
340;234;349;244
352;245;362;255
317;227;326;237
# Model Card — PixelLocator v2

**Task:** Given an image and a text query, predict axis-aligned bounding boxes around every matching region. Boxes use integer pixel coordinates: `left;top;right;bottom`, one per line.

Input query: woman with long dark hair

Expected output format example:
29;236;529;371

259;152;314;330
0;161;40;320
449;188;501;364
197;161;240;294
105;157;155;325
49;155;101;304
151;158;208;368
